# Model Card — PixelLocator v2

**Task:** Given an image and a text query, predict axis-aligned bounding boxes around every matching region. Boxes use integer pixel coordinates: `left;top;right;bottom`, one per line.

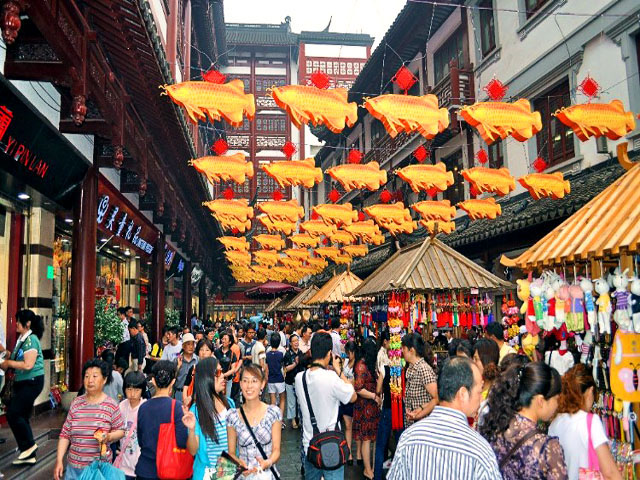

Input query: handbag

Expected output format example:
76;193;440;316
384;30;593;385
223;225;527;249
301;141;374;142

579;413;604;479
239;406;280;480
78;459;125;480
301;370;349;471
156;399;194;480
1;334;31;405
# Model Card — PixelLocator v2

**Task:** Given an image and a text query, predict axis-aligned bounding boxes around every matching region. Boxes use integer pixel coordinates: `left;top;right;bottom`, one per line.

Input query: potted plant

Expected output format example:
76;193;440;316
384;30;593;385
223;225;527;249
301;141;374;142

94;298;124;356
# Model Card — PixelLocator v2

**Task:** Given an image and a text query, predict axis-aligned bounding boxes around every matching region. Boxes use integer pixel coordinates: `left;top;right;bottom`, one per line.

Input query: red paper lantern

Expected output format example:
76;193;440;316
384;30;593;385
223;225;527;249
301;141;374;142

413;145;429;163
311;211;319;220
392;65;417;93
231;227;239;234
328;188;341;203
483;78;509;101
358;211;366;221
310;70;331;90
380;189;392;204
476;148;489;165
272;190;283;201
577;74;600;100
212;138;229;155
427;188;438;198
533;157;547;173
280;141;297;159
223;187;235;200
202;69;226;84
347;149;364;164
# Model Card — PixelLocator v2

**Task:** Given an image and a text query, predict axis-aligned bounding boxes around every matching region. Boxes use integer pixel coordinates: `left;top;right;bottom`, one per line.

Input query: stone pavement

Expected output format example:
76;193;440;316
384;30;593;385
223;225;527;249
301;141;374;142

278;425;369;479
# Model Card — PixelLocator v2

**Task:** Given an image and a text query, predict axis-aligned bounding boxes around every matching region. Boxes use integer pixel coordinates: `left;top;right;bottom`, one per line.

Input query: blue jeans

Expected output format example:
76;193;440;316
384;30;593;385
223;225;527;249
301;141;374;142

304;458;344;480
374;408;392;480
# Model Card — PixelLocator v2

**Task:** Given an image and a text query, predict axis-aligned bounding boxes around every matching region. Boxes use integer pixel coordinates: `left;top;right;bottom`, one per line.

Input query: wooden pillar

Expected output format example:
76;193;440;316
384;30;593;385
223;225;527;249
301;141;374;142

182;261;192;326
70;166;97;391
152;235;165;342
6;212;23;349
166;0;179;78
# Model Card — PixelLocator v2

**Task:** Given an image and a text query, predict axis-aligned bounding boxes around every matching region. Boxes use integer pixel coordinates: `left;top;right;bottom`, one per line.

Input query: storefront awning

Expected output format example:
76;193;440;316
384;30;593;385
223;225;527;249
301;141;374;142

279;285;320;311
504;145;640;270
307;270;363;305
244;281;301;299
350;236;512;297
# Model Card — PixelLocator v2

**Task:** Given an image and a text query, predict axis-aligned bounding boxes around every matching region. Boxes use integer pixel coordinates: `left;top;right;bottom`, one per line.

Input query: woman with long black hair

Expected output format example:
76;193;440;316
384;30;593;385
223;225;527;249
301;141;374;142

480;362;567;480
182;356;233;480
1;310;45;466
353;337;380;479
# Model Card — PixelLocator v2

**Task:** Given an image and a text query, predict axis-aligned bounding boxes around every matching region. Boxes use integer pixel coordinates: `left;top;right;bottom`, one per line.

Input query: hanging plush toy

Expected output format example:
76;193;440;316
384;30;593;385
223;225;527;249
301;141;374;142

566;284;585;332
528;279;544;329
543;283;555;333
629;275;640;333
580;277;596;333
594;277;612;335
555;283;571;329
612;268;632;331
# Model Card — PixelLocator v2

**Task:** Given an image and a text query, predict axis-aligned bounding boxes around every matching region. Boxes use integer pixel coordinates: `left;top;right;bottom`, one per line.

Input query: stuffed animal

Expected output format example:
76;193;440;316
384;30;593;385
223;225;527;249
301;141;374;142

529;279;544;329
516;279;530;315
594;277;612;335
612;268;631;331
543;284;556;332
580;330;593;364
566;284;585;332
629;276;640;333
555;283;571;328
580;277;596;333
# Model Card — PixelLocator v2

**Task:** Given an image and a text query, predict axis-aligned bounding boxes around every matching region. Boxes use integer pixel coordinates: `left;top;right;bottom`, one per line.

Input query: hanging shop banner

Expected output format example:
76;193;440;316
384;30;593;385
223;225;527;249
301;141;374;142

0;76;90;207
97;175;160;256
165;243;177;270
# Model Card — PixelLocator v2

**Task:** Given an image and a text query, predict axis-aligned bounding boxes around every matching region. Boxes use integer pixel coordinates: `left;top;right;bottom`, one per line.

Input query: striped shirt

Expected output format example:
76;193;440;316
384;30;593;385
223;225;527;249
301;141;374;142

60;394;125;468
191;398;235;480
387;406;502;480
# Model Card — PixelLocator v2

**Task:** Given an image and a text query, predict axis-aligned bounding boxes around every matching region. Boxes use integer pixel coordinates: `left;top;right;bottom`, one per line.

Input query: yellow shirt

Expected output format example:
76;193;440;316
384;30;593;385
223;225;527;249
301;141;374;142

499;342;517;364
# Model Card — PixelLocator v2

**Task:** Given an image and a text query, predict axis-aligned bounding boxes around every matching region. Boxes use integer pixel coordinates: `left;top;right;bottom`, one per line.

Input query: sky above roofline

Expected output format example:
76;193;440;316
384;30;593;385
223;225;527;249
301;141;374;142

223;0;406;49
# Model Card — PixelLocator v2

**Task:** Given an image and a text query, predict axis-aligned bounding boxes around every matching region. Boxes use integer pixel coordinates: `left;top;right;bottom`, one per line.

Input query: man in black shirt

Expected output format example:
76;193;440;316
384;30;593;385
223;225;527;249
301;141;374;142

283;334;304;428
128;321;146;373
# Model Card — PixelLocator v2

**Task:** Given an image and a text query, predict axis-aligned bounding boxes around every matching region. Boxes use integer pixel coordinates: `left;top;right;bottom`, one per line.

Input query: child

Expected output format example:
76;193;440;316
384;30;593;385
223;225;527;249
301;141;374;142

114;372;147;480
265;334;286;420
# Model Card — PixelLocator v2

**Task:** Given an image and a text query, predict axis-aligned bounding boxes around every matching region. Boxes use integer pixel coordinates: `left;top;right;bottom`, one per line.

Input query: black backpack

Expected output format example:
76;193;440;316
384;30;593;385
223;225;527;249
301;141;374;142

301;370;350;470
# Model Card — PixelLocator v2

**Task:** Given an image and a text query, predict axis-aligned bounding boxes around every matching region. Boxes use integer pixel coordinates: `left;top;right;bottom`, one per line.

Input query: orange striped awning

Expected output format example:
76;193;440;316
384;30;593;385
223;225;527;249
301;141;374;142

509;154;640;270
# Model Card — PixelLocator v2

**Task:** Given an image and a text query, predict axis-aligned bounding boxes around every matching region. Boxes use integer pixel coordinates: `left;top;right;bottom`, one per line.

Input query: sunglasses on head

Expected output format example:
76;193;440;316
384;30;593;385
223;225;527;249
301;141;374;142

215;369;223;378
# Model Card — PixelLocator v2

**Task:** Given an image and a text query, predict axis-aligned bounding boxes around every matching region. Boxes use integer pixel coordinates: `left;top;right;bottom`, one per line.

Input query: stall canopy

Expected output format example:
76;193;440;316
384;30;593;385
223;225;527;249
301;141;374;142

504;149;640;270
350;236;512;297
307;270;363;305
264;296;288;313
245;281;301;299
280;285;320;311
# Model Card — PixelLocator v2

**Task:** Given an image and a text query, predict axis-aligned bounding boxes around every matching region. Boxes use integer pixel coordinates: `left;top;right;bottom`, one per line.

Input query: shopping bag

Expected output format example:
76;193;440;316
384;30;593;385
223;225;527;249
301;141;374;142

156;399;194;480
578;413;604;480
78;460;125;480
213;451;246;480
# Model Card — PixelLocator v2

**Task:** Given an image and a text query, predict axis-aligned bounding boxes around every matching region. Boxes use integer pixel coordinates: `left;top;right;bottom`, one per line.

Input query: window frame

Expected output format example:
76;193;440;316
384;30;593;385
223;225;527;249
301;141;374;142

433;28;465;85
524;0;551;19
533;79;575;168
478;0;496;57
442;150;465;205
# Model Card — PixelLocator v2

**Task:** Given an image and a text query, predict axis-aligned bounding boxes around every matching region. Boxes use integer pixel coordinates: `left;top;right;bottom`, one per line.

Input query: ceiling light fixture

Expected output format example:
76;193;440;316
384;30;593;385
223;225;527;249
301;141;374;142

17;193;30;200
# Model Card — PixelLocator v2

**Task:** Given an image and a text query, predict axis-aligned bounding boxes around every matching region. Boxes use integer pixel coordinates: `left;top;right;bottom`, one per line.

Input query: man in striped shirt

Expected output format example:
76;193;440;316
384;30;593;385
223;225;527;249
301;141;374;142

387;357;502;480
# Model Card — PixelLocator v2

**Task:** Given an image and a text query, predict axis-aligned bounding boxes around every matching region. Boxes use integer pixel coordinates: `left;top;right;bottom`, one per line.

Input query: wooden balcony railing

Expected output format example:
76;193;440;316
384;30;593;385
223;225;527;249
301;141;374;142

361;131;412;166
431;62;475;118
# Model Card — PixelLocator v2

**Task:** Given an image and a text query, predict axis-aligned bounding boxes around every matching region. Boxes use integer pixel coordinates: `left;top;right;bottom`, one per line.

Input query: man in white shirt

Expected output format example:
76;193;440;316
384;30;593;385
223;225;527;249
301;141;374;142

252;328;267;373
295;331;356;480
328;318;343;358
118;307;130;342
160;326;182;361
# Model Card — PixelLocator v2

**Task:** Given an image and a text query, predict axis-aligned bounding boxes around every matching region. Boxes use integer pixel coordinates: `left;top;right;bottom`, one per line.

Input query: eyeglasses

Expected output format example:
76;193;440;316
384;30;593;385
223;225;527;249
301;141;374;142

241;377;261;385
215;369;223;378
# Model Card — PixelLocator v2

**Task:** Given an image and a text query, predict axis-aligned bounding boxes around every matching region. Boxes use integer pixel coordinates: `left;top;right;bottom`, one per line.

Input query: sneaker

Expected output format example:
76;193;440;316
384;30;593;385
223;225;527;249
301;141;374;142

292;419;299;429
383;459;392;469
17;444;37;460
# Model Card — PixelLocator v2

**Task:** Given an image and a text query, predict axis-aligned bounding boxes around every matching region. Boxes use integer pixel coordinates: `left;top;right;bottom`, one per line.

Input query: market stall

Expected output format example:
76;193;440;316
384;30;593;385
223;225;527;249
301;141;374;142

276;285;320;324
500;146;640;477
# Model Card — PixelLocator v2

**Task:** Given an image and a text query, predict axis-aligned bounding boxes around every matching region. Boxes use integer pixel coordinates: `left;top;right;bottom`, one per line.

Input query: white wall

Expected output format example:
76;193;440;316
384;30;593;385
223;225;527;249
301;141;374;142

305;44;368;59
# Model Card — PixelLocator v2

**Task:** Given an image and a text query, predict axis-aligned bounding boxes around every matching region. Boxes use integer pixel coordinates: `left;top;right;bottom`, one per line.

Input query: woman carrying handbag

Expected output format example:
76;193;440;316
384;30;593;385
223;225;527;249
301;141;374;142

226;364;281;479
549;365;621;480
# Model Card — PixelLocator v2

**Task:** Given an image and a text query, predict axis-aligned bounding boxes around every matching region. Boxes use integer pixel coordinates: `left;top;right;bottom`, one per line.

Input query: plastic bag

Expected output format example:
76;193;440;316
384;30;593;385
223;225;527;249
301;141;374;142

78;460;125;480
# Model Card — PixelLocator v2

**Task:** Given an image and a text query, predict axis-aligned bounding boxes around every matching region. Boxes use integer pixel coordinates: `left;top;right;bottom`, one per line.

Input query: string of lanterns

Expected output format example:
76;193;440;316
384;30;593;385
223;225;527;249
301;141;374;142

161;69;637;283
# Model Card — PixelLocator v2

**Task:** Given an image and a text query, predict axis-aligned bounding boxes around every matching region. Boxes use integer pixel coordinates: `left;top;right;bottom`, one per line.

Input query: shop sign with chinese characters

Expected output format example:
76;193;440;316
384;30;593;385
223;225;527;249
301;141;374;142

97;176;159;256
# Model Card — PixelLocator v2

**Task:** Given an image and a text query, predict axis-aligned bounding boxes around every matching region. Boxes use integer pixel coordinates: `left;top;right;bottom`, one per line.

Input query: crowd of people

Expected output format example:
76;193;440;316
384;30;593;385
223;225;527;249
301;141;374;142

0;308;625;480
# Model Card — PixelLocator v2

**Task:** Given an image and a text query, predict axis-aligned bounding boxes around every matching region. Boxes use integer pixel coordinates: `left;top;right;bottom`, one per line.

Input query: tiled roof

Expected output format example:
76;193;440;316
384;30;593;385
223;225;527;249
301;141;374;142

226;23;299;46
307;270;363;304
442;159;627;249
349;237;512;297
279;285;320;310
299;31;374;46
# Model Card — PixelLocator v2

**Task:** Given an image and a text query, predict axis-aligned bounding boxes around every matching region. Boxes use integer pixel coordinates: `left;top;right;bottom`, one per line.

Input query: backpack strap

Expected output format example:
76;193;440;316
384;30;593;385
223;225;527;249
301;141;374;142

499;429;538;469
302;370;320;435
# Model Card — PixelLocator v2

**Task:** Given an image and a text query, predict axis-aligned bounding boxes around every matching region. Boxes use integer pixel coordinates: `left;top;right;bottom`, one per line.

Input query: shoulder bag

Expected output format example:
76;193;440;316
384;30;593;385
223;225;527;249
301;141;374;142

239;406;280;480
499;429;538;469
578;413;604;480
301;369;349;471
1;334;31;405
156;399;194;479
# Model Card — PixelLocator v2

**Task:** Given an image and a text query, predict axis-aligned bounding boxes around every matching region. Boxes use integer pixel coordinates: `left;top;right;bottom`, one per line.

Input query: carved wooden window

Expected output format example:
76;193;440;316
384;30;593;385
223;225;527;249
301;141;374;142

534;79;574;166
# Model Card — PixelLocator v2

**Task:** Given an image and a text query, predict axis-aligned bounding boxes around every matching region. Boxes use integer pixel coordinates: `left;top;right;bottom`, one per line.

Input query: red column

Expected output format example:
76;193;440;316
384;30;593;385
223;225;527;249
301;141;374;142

152;235;165;342
70;166;97;391
6;212;23;349
183;261;192;326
